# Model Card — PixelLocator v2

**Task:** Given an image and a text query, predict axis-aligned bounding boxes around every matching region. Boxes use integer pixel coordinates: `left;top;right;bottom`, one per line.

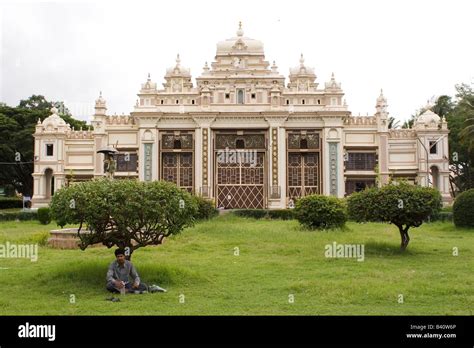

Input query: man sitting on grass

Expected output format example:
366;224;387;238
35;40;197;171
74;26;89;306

106;248;149;294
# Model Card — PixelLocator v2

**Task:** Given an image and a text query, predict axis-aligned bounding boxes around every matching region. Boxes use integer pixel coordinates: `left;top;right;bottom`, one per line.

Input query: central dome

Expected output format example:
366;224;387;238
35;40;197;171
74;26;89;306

216;22;264;56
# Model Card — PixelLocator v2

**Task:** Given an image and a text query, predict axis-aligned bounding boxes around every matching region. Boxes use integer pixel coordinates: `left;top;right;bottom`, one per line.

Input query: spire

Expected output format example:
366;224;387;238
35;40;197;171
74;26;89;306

376;88;388;117
271;60;278;73
237;21;243;37
203;61;210;74
147;73;151;81
176;54;181;68
95;91;107;115
299;53;305;67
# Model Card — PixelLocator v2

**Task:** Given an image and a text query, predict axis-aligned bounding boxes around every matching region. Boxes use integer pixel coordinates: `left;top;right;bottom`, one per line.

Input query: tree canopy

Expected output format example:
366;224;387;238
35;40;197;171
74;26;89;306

50;179;198;259
347;182;442;250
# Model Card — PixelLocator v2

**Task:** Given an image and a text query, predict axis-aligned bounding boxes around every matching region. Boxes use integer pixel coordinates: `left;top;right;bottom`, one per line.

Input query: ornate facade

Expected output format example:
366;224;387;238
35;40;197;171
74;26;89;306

32;24;451;208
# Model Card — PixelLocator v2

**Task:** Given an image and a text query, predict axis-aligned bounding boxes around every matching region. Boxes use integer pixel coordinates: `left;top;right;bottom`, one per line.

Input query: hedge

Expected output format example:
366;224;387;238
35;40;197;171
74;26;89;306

0;197;23;210
233;209;295;220
0;210;38;221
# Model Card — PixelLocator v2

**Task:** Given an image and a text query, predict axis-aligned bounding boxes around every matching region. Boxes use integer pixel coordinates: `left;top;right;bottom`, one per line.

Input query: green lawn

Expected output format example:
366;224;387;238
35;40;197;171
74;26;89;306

0;215;472;315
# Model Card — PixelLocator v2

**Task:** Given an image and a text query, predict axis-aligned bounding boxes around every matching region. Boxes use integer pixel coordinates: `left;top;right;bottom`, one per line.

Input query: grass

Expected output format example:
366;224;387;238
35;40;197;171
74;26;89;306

0;215;472;315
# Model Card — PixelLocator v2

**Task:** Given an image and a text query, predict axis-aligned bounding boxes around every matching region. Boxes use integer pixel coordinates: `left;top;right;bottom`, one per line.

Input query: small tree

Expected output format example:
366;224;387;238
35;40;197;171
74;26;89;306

50;179;197;259
347;182;442;250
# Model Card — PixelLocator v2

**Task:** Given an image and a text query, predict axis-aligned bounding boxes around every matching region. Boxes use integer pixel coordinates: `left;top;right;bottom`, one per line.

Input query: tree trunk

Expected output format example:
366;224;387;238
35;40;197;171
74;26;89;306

398;226;410;251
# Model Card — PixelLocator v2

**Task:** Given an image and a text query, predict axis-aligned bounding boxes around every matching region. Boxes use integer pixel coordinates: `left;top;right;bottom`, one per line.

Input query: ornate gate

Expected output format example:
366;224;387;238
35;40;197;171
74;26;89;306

215;133;266;209
160;131;194;193
162;153;193;193
287;130;321;198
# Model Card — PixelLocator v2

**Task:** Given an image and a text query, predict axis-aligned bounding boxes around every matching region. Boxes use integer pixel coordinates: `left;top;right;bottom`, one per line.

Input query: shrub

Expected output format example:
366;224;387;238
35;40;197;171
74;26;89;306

347;182;442;250
50;179;197;259
0;197;23;209
453;189;474;227
267;209;295;220
233;209;295;220
193;196;218;220
37;207;51;225
4;184;16;197
294;195;347;230
0;210;38;221
233;209;269;219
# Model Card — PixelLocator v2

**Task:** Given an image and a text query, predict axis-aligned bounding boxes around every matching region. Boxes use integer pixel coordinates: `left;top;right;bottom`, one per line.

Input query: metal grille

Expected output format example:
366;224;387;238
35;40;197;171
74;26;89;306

287;152;319;198
216;152;264;209
345;153;376;171
162;153;193;193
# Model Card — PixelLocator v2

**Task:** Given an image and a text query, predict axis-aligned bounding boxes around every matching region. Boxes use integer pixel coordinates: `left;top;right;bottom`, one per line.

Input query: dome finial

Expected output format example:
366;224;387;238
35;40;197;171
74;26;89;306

175;54;181;69
237;21;244;37
300;53;304;66
147;73;151;81
99;90;102;98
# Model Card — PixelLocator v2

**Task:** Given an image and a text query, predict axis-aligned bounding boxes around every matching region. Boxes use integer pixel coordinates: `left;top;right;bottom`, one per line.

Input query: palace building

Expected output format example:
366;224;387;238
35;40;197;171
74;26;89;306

32;24;451;208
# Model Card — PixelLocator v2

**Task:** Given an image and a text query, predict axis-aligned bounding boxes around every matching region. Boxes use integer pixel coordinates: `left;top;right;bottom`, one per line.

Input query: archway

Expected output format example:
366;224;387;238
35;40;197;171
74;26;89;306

44;168;54;199
430;165;439;189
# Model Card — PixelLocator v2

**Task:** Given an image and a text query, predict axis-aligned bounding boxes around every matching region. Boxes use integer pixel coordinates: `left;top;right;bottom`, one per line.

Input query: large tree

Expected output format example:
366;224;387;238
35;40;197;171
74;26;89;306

50;179;198;259
0;96;86;196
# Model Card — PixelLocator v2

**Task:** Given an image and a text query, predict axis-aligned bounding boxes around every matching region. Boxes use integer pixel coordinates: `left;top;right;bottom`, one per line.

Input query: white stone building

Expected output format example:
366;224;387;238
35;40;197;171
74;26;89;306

32;24;451;208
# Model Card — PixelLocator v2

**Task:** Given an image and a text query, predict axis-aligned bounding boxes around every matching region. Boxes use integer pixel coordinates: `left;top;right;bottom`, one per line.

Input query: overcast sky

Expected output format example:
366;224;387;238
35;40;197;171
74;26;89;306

1;0;473;124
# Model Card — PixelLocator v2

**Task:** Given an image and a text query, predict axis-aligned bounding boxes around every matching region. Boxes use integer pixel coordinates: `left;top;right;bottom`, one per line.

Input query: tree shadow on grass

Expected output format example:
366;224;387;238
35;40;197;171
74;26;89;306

44;260;208;290
363;241;418;257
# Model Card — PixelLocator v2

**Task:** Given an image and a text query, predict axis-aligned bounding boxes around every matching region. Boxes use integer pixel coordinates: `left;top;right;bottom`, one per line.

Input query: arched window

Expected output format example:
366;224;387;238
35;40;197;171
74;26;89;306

237;90;244;104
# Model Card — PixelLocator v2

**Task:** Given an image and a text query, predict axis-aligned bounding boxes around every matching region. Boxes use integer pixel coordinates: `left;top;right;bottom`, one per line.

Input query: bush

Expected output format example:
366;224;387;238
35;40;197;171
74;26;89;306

453;189;474;227
50;179;197;259
233;209;295;220
267;209;295;220
4;184;16;197
233;209;268;219
0;210;38;221
347;182;442;250
0;197;23;209
37;207;51;225
193;196;218;220
294;195;347;230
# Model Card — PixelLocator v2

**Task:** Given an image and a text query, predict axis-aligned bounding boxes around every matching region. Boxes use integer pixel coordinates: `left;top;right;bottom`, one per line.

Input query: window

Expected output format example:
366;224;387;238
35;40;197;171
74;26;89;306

286;100;290;105
237;90;244;104
317;99;321;105
46;144;53;156
345;153;376;171
176;100;179;104
345;179;376;196
302;99;305;105
225;93;230;99
429;141;438;154
251;93;256;99
191;100;195;105
116;153;138;172
160;100;164;105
